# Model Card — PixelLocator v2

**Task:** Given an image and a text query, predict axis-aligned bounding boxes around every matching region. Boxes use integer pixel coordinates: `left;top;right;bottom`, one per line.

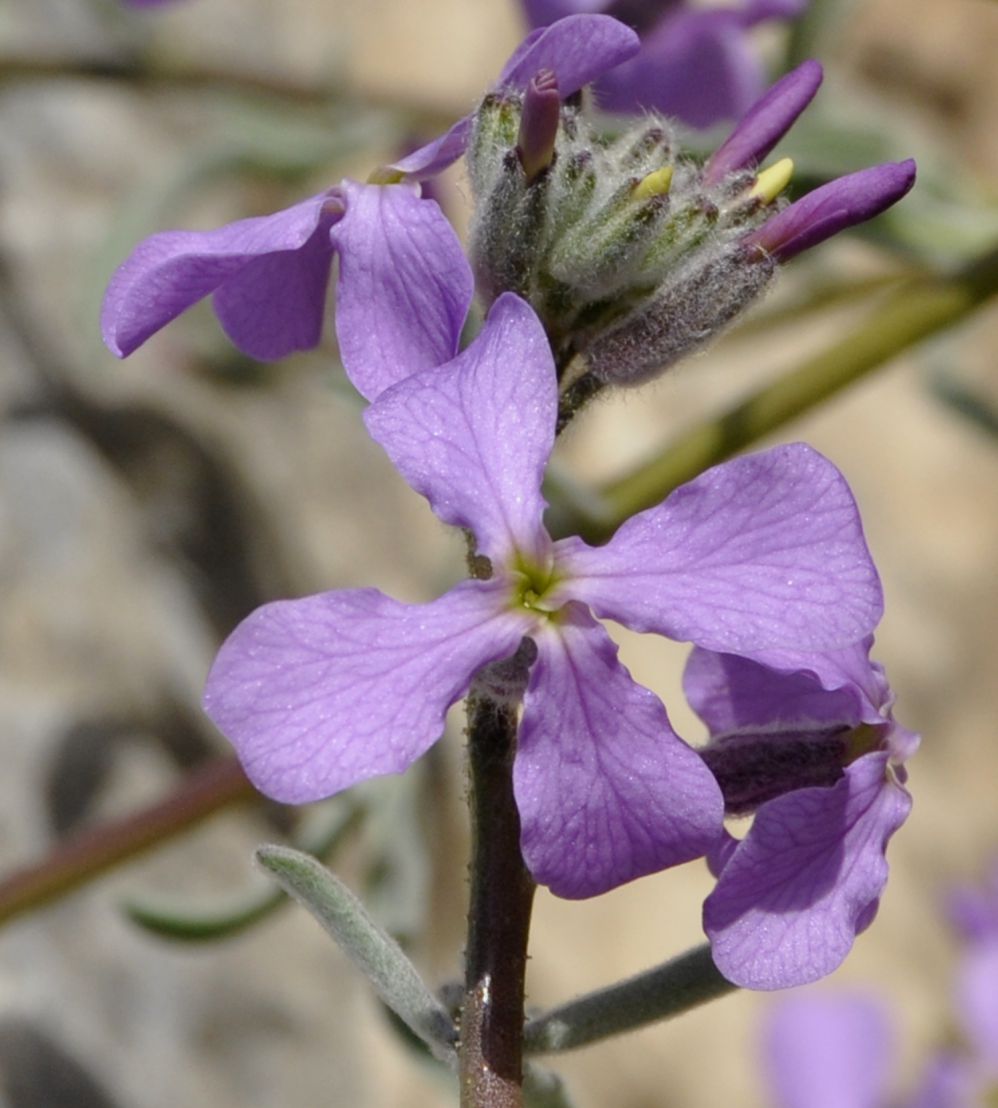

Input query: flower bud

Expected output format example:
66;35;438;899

465;58;914;388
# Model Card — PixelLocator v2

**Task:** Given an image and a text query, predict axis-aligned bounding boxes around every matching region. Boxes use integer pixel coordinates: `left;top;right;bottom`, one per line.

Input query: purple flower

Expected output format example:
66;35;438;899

764;990;895;1108
389;15;639;179
687;637;917;988
745;161;917;261
465;58;915;386
101;181;474;400
947;864;998;946
203;292;884;899
522;0;809;128
956;940;998;1084
702;59;917;260
100;16;639;374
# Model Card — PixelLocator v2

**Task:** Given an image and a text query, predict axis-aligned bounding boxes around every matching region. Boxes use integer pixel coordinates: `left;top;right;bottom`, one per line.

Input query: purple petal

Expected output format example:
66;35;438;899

557;443;883;654
389;118;476;180
364;294;556;565
705;59;823;184
745;160;917;262
764;991;894;1108
704;752;912;988
598;11;764;127
521;0;607;26
211;218;335;360
203;580;529;803
515;605;723;897
498;14;640;92
389;15;639;179
956;940;998;1076
101;191;339;359
684;648;864;736
330;180;474;400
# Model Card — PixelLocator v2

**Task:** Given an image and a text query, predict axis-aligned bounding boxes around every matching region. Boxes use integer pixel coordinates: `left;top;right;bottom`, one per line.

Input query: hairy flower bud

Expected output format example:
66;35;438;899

468;84;788;382
466;58;915;387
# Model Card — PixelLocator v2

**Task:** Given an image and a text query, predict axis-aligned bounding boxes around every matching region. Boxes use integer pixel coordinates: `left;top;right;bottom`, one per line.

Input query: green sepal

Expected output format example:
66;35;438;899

256;844;458;1064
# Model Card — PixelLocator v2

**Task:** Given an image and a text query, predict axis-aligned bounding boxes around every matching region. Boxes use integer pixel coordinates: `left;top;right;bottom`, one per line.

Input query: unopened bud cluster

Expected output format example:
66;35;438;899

466;88;780;386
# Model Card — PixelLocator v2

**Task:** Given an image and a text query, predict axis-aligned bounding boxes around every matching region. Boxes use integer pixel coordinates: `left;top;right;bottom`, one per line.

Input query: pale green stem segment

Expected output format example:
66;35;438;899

562;245;998;544
257;844;458;1065
523;944;734;1055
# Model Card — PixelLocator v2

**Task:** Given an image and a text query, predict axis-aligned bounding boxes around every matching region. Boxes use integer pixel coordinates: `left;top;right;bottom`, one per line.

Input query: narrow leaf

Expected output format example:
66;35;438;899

256;844;457;1063
524;944;735;1054
123;799;361;942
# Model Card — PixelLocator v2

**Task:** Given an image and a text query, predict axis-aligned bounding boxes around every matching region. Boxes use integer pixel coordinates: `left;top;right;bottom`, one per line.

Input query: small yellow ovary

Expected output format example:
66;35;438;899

750;157;794;204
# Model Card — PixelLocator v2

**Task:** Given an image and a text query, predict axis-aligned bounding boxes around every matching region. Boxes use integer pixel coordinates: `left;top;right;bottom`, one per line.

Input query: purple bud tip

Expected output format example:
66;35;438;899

705;60;823;186
518;69;562;183
744;159;916;262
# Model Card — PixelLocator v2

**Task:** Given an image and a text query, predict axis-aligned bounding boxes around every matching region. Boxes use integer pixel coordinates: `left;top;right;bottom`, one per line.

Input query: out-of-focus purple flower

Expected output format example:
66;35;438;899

947;864;998;946
202;292;883;899
956;940;998;1082
686;637;917;989
522;0;809;128
101;15;638;373
764;990;895;1108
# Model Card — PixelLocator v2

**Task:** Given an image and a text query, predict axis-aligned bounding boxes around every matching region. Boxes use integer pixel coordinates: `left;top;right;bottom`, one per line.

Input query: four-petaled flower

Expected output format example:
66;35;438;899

203;293;883;899
686;638;917;988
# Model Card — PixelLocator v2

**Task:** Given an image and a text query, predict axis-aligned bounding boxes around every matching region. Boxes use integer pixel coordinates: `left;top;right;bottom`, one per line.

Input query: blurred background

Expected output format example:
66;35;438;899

1;0;997;1104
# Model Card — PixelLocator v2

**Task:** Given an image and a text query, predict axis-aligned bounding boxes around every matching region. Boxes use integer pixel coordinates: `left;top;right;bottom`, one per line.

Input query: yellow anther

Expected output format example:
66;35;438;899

633;165;674;202
750;157;794;203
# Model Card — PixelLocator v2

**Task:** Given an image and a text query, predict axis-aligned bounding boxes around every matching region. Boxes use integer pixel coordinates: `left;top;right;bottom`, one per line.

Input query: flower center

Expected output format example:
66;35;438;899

508;553;563;618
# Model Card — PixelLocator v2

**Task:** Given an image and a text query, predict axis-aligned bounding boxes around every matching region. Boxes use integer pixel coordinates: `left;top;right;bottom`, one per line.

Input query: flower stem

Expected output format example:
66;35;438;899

460;694;536;1108
0;757;255;926
566;244;998;542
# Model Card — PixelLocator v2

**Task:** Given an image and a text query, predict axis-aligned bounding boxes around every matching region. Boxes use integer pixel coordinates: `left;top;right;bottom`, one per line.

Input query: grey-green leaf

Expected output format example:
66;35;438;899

524;1064;580;1108
524;944;735;1055
256;844;457;1064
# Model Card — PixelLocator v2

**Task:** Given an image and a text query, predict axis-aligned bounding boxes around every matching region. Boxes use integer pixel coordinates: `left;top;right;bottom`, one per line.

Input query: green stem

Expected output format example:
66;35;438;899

566;246;998;543
524;944;734;1055
460;694;537;1108
0;757;255;926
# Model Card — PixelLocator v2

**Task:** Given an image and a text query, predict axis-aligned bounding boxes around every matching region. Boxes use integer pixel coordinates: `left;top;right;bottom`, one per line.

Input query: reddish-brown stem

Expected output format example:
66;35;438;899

0;757;256;926
459;695;536;1108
